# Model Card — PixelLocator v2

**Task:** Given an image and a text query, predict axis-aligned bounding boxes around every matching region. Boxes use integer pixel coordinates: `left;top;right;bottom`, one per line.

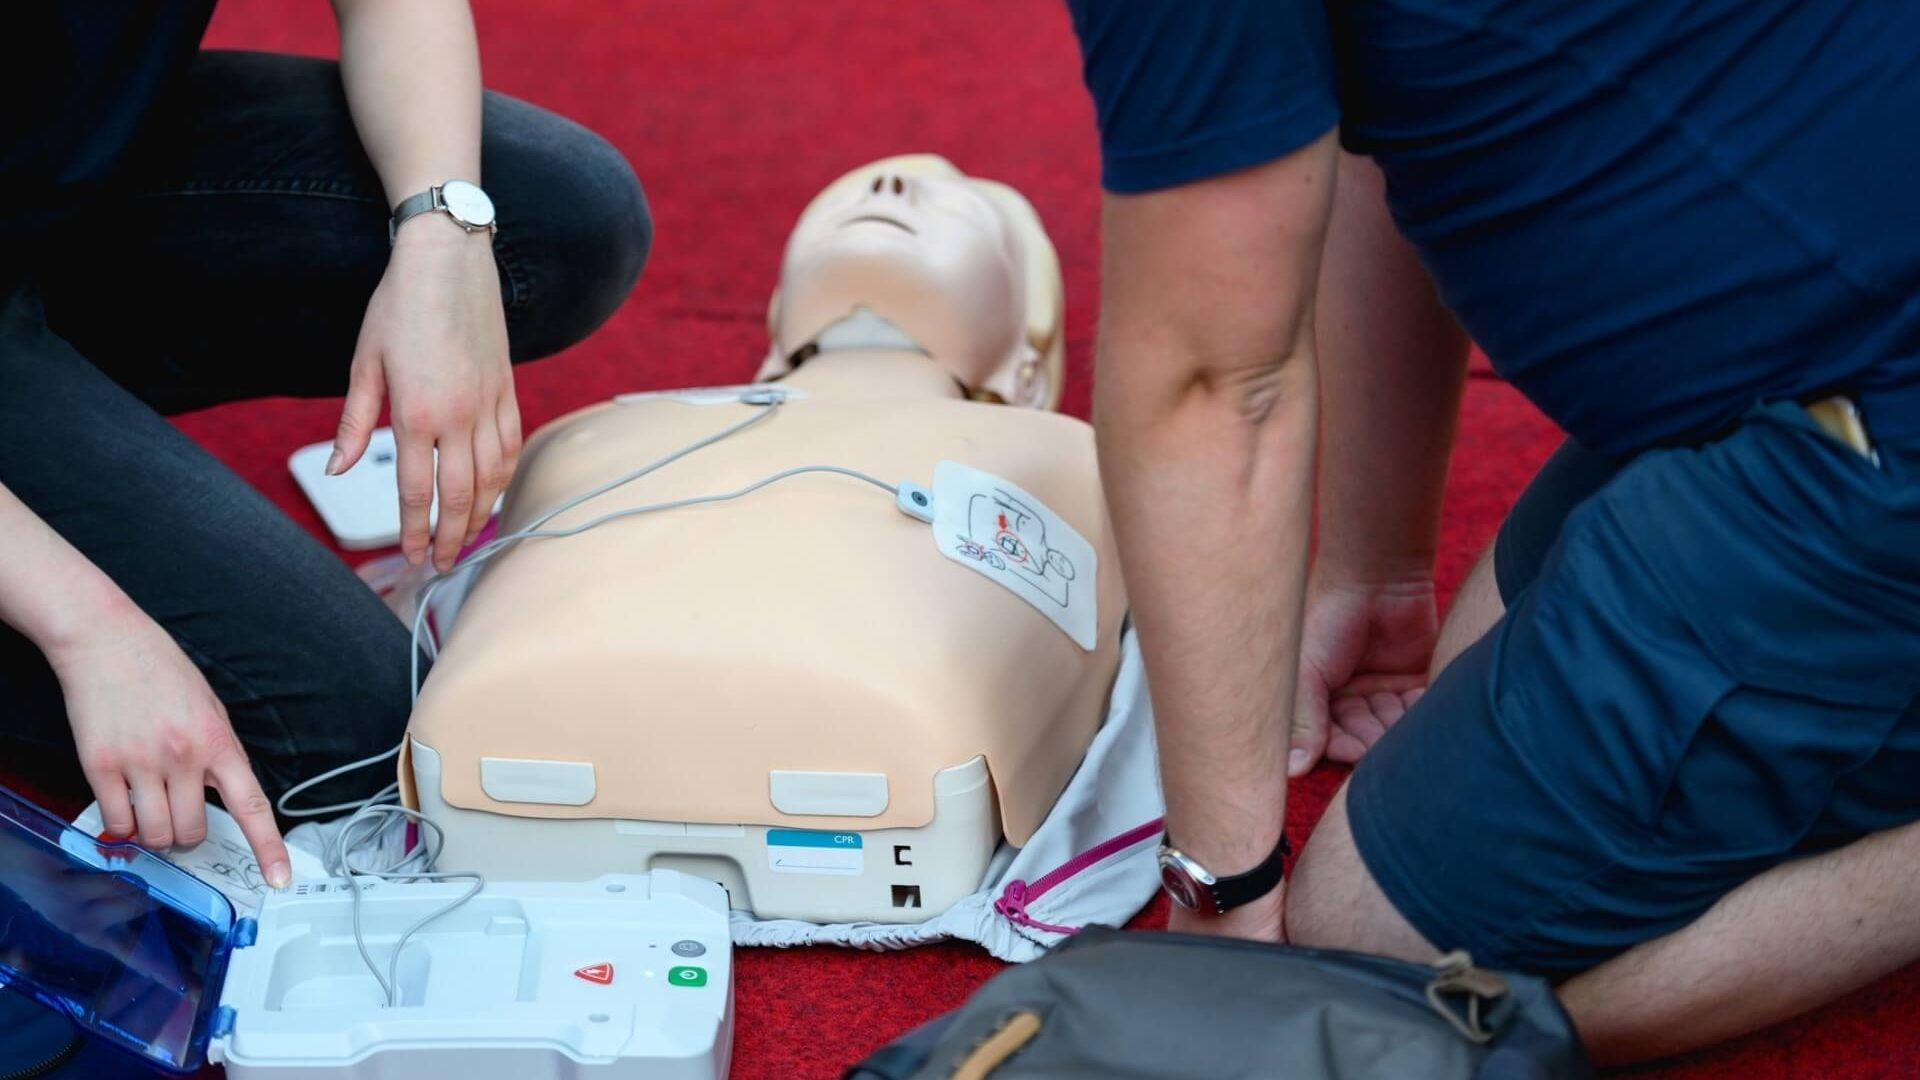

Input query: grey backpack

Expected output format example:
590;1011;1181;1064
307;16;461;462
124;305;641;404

846;927;1592;1080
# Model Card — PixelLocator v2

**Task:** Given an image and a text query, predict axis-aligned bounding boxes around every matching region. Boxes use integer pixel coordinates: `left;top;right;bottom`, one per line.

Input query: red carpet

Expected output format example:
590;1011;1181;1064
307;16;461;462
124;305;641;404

8;1;1917;1076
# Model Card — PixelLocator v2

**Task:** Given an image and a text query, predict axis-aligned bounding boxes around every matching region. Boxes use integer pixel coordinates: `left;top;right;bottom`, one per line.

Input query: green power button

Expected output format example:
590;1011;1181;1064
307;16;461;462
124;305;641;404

667;965;707;988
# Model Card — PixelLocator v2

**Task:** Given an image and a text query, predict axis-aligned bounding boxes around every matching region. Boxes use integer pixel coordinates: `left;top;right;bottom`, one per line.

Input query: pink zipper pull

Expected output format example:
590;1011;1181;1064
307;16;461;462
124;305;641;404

994;879;1032;921
996;878;1083;936
992;816;1165;938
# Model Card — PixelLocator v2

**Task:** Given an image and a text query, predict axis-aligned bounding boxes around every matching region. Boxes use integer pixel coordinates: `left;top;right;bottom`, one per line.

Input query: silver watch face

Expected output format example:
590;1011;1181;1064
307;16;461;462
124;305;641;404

440;180;496;229
1156;847;1214;912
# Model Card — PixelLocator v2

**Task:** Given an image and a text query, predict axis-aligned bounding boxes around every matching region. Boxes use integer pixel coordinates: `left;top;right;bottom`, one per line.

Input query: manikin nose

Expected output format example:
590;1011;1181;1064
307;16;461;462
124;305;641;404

865;173;915;203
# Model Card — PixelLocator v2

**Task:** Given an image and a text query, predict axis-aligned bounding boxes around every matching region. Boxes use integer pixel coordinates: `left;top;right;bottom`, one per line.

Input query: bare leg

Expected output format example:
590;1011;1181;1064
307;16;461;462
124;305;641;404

1431;435;1625;685
1563;818;1920;1066
1429;543;1500;682
1286;783;1440;962
1288;780;1920;1068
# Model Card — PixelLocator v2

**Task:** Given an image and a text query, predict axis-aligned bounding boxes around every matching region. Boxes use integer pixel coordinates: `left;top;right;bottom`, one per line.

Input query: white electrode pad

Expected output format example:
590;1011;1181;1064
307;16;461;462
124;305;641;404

931;460;1098;650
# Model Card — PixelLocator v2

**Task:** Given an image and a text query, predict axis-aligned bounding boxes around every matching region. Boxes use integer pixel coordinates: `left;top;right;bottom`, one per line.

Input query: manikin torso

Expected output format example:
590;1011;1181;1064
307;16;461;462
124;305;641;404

405;350;1126;850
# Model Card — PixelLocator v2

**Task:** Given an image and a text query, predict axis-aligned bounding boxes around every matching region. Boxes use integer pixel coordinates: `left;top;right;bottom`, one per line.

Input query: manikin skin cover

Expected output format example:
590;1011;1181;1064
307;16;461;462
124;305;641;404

403;384;1127;848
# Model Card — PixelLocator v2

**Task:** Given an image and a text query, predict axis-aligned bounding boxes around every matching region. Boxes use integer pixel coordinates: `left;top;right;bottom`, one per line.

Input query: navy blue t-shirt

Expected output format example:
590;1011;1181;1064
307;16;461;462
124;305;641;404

1065;0;1920;453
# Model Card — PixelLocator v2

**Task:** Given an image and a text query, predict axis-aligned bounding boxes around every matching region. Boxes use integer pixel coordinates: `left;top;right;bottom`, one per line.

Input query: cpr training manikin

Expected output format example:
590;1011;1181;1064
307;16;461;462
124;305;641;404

402;156;1164;946
0;156;1171;1080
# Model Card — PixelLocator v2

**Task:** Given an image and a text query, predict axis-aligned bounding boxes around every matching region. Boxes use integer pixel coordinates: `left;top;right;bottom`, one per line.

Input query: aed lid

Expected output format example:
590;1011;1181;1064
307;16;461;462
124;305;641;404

0;784;246;1074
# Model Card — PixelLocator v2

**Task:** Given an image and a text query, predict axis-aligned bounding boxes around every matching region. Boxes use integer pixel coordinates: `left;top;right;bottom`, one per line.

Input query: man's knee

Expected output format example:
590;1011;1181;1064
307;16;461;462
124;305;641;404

482;93;652;360
1286;785;1440;962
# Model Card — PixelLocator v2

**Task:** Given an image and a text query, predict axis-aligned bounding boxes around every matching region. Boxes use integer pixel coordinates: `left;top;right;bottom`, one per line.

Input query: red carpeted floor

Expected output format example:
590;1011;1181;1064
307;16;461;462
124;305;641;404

8;1;1917;1076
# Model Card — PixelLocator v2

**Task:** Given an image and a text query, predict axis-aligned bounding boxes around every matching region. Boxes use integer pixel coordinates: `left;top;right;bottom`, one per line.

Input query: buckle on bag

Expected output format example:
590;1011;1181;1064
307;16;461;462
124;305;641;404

1425;951;1510;1045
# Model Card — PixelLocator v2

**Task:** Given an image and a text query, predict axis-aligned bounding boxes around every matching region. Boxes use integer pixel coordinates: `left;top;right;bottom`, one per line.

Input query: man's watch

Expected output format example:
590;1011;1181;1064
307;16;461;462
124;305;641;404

1157;830;1292;915
389;179;497;244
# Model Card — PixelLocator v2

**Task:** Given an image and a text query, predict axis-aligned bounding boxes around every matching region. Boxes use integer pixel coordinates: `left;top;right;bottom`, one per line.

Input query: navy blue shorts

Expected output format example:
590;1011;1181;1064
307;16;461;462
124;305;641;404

1348;398;1920;976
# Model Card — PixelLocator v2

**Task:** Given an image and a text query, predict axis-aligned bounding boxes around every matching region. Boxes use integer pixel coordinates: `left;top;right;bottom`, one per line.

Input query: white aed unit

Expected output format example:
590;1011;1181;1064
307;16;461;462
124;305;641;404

0;785;733;1080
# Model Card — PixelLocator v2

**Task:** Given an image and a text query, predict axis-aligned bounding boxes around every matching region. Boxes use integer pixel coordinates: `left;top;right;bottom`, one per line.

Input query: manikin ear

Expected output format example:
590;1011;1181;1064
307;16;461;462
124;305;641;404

1011;341;1050;409
973;178;1066;412
982;338;1055;410
1024;309;1064;411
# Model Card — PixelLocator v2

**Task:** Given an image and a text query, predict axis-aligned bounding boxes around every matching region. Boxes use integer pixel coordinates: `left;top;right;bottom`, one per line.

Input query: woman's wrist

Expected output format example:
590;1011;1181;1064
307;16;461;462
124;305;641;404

37;576;149;674
391;207;493;250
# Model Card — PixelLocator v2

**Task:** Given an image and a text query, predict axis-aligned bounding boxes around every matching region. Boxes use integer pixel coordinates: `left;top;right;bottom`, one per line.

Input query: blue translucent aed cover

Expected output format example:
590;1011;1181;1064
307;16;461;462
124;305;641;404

0;784;242;1074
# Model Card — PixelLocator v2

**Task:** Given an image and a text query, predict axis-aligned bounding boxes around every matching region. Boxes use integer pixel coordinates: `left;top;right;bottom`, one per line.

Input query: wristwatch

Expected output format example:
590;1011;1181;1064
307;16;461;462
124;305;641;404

1157;830;1292;915
389;179;497;244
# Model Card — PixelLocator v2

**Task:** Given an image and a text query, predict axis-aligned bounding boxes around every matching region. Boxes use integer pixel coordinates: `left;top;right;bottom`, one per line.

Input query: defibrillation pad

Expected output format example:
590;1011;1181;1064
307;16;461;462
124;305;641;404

0;786;733;1080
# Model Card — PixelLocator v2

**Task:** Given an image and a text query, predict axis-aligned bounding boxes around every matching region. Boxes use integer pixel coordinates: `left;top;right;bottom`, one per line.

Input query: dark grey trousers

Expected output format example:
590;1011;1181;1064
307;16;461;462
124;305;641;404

0;51;650;816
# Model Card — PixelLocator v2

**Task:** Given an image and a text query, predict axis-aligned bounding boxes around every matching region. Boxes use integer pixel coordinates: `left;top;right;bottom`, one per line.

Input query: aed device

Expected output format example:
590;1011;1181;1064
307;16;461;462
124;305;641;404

289;429;504;550
0;786;733;1079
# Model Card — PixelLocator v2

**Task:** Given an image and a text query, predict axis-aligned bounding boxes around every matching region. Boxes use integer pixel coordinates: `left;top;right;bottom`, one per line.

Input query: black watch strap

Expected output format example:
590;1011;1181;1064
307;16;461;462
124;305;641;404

1177;829;1292;914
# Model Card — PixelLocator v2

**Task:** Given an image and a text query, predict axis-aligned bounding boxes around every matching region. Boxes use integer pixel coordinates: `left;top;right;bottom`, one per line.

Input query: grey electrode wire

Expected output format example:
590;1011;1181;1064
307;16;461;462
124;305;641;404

328;803;484;1007
276;392;794;820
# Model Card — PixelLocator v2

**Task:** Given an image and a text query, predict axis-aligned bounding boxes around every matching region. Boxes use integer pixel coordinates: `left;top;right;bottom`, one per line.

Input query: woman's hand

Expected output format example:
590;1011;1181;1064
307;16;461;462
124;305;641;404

329;217;520;572
46;606;290;888
1288;575;1437;776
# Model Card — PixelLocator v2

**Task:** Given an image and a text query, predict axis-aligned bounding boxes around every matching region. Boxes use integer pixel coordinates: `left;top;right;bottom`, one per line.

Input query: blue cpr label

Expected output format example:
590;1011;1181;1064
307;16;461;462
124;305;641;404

766;830;864;875
766;830;863;849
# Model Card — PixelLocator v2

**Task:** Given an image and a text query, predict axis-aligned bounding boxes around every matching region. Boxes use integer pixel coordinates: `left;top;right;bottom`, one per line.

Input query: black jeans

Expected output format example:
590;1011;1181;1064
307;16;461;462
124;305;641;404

0;51;651;815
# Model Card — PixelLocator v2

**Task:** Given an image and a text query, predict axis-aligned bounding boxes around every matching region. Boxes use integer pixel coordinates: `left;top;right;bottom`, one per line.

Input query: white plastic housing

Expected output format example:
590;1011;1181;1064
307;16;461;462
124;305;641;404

412;740;1000;924
210;870;732;1080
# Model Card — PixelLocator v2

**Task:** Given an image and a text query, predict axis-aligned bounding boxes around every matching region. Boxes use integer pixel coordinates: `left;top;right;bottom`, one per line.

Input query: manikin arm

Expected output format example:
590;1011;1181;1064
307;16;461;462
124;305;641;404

1095;135;1339;939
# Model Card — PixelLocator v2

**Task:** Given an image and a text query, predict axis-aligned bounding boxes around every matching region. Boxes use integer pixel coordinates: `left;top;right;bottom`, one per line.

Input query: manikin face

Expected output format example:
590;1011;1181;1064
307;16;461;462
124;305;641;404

771;169;1030;394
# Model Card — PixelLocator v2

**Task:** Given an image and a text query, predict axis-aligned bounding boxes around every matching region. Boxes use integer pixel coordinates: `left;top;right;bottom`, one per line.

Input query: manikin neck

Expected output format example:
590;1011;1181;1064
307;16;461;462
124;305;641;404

779;348;968;401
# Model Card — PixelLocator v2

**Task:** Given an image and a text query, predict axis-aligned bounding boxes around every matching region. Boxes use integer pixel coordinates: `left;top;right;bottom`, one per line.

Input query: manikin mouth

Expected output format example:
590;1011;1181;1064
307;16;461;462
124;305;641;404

840;214;916;234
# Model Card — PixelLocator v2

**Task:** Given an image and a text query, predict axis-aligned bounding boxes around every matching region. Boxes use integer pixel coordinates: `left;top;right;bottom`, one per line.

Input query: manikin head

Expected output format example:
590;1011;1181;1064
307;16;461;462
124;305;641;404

758;154;1065;410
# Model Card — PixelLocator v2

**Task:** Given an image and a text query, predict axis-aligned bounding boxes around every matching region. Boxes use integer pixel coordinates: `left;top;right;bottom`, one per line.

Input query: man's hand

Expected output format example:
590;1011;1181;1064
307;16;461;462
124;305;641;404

330;218;519;572
46;606;291;888
1167;883;1287;943
1289;575;1437;776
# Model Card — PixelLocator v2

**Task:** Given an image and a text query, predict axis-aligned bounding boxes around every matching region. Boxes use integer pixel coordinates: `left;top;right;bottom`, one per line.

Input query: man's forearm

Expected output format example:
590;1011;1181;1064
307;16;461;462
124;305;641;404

332;0;484;206
1098;360;1317;873
1095;139;1339;882
1313;154;1468;583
